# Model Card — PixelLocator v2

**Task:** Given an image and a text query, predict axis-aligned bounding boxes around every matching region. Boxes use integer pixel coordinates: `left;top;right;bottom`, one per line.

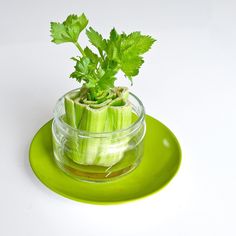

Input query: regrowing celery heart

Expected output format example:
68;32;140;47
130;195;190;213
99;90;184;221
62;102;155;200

50;13;155;167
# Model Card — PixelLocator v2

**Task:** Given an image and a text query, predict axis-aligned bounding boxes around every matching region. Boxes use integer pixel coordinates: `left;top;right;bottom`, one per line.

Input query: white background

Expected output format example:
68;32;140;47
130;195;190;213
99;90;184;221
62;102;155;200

0;0;235;235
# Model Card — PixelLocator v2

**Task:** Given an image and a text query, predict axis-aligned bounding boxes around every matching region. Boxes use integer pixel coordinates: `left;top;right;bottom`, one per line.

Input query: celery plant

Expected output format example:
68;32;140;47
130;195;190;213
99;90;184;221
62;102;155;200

50;13;155;166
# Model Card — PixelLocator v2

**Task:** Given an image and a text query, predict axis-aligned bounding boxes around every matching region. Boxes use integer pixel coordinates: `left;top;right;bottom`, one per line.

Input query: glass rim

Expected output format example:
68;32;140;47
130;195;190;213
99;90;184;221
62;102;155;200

53;88;145;138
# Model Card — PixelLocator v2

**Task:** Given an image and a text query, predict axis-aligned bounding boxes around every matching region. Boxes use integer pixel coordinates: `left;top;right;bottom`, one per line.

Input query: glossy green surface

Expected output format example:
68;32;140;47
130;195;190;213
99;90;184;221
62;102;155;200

29;115;181;204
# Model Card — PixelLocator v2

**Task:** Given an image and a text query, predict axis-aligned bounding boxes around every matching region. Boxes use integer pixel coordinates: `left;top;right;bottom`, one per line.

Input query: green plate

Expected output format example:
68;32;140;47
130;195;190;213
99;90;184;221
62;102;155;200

29;115;181;204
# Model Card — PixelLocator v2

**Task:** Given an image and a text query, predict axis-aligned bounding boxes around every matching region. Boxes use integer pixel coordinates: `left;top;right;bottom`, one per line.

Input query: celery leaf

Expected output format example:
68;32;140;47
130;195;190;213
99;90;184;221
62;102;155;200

50;13;88;44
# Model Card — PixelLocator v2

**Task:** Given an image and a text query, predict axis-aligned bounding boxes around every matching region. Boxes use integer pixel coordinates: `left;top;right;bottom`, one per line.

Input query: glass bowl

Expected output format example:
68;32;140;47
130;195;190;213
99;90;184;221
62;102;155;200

52;89;146;182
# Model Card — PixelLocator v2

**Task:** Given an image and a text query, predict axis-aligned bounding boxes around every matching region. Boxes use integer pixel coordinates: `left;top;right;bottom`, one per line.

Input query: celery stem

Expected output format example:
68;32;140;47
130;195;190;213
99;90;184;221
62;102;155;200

74;42;86;57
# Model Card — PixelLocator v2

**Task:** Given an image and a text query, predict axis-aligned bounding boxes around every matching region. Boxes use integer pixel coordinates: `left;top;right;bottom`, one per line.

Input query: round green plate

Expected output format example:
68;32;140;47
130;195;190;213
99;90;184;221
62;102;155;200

29;115;181;204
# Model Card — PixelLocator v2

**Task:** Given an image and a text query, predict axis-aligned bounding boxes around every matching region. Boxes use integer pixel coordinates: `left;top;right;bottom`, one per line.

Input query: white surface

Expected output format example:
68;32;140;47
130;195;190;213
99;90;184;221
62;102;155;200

0;0;235;235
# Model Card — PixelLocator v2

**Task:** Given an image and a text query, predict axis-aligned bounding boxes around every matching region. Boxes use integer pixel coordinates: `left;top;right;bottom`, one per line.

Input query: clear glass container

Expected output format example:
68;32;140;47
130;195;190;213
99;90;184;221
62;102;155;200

52;89;146;182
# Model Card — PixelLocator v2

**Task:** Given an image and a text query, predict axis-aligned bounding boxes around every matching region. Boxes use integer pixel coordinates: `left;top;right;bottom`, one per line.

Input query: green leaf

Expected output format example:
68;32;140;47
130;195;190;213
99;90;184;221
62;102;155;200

84;47;99;64
97;70;117;90
109;28;119;41
105;28;122;61
118;32;155;78
97;67;105;78
86;79;97;88
135;35;156;54
106;42;119;61
71;56;79;62
120;55;144;76
70;57;90;82
50;23;71;44
50;13;88;44
76;57;90;74
70;71;84;82
70;56;99;88
121;32;156;55
86;27;107;51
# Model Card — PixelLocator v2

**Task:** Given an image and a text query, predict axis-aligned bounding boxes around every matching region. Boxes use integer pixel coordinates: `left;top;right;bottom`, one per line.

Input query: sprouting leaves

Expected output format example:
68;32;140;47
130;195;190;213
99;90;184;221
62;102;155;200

51;13;156;96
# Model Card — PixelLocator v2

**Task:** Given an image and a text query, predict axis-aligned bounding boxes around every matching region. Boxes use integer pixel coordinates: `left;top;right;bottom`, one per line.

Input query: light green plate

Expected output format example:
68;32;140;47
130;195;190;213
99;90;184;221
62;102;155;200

29;115;181;204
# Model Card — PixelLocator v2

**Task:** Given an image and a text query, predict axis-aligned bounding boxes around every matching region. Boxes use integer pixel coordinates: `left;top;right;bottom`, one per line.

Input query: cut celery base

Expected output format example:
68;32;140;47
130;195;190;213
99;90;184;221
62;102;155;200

64;87;133;167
